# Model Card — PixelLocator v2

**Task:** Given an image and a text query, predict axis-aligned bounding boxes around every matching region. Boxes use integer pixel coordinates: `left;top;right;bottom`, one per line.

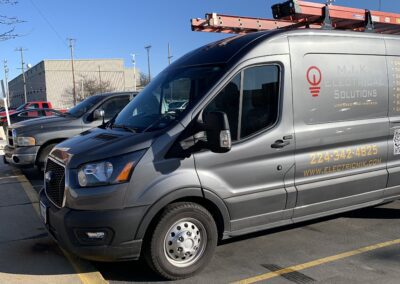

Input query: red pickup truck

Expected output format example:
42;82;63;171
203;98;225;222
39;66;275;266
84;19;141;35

0;101;54;117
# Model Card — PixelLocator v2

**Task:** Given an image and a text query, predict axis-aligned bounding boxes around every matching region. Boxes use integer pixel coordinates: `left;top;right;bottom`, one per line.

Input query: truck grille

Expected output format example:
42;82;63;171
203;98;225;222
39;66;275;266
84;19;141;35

7;129;13;147
44;158;66;207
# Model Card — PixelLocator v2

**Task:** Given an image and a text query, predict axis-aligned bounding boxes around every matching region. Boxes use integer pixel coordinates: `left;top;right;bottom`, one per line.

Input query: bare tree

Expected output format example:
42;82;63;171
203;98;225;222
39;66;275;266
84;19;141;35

139;72;150;87
78;77;114;101
0;0;23;41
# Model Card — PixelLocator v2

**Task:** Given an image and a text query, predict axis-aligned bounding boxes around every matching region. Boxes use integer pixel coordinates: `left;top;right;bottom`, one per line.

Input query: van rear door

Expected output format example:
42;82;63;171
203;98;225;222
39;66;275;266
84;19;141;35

194;55;296;233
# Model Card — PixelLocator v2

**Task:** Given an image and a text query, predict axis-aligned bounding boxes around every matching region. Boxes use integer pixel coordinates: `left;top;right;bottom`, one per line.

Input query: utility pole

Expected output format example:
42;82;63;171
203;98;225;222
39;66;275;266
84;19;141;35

130;53;137;92
98;65;102;92
145;45;152;82
68;38;77;106
168;43;173;65
15;48;28;103
3;60;9;106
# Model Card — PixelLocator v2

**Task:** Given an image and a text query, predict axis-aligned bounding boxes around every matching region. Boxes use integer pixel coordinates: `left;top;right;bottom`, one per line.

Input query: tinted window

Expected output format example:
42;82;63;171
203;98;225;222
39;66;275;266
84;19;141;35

204;74;241;141
101;97;130;120
42;103;50;108
28;103;39;109
67;95;103;117
240;65;279;138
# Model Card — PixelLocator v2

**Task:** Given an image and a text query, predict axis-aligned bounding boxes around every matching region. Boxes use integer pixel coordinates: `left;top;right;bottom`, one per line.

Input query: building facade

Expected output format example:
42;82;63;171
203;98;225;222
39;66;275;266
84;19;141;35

8;59;139;109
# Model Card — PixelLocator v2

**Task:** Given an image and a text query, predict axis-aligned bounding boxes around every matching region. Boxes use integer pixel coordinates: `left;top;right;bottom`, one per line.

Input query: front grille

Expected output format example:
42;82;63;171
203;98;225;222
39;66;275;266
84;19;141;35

45;158;66;207
7;129;13;147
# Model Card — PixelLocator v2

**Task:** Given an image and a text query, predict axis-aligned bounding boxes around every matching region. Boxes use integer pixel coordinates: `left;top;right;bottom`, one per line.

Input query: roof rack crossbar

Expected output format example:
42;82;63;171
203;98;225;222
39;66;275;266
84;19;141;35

321;4;333;30
364;10;375;33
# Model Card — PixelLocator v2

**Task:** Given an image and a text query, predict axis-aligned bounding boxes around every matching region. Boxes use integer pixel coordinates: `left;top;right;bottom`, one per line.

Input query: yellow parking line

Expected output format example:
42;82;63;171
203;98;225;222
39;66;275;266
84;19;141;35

235;238;400;284
14;169;108;284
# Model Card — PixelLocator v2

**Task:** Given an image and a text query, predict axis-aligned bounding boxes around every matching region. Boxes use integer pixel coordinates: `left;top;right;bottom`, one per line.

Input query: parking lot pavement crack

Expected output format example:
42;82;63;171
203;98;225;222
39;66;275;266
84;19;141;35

261;264;316;284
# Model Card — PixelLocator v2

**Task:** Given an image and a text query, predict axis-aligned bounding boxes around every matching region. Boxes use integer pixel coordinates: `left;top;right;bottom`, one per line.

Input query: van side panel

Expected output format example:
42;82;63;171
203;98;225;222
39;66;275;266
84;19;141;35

289;34;389;218
385;36;400;199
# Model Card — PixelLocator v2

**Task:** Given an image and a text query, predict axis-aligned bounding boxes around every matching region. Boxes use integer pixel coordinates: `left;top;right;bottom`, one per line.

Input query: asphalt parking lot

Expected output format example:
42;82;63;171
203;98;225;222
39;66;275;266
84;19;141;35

2;155;400;283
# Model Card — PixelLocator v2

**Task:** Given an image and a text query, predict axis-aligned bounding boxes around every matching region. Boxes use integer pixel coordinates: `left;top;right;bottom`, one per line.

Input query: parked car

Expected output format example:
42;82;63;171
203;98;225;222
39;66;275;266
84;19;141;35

38;29;400;280
0;108;64;126
4;92;136;169
0;101;53;117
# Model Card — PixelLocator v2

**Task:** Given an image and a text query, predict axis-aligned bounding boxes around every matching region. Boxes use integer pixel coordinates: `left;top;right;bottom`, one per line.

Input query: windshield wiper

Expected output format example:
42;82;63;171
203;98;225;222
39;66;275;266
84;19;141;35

112;124;137;133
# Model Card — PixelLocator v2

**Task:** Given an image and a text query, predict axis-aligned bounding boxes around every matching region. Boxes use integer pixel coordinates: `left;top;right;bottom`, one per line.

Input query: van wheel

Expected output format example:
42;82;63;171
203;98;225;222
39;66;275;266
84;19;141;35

144;202;218;280
36;143;56;171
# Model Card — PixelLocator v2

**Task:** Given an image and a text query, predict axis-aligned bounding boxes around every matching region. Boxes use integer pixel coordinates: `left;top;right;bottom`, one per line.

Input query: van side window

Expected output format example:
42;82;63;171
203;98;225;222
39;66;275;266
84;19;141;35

204;74;241;141
240;65;279;138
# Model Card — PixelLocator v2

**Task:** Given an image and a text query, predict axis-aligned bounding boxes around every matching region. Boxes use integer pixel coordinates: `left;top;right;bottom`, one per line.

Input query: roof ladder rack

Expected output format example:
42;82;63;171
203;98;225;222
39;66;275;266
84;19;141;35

191;0;400;35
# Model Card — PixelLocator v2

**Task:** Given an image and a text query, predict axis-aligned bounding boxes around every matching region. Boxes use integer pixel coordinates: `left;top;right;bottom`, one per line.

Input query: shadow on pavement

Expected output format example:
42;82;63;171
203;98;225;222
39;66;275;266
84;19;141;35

93;259;165;282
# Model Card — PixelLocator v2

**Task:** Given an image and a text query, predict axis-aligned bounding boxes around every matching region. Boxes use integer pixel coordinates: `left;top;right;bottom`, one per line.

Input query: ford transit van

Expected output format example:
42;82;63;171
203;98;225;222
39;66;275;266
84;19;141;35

39;29;400;279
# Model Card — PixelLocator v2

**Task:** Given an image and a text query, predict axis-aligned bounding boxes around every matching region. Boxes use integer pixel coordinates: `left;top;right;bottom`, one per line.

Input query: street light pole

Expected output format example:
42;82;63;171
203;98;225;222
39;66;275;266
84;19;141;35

168;43;173;65
130;53;137;92
68;38;77;106
145;45;152;82
3;59;9;107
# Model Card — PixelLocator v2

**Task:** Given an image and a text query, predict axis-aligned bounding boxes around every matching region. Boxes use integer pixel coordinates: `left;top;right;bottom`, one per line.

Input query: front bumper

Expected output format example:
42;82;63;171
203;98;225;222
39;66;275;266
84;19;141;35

4;145;39;166
40;190;147;262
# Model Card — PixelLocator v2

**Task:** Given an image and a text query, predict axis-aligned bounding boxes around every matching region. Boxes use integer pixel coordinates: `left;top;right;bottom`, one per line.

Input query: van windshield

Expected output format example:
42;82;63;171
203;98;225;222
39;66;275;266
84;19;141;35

112;65;224;132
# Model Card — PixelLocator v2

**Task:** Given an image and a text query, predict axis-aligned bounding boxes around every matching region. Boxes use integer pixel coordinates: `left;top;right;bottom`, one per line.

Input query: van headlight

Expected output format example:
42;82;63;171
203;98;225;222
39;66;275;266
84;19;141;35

77;150;146;187
16;137;36;146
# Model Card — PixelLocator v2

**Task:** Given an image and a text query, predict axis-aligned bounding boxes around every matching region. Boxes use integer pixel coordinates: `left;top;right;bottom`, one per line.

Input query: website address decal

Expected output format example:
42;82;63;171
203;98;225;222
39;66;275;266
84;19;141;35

304;158;382;177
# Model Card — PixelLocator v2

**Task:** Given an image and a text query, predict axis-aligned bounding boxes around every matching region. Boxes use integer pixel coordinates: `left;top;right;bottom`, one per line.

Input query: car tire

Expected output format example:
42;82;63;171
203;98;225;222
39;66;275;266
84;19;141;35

144;202;218;280
36;143;57;171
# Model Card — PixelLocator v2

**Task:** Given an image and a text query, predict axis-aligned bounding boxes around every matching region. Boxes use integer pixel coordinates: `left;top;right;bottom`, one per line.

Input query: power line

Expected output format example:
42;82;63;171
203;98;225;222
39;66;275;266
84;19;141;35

29;0;67;47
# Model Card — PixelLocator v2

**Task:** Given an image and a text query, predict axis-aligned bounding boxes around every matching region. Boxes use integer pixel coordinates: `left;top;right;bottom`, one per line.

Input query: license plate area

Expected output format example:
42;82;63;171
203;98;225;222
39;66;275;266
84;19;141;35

40;201;48;224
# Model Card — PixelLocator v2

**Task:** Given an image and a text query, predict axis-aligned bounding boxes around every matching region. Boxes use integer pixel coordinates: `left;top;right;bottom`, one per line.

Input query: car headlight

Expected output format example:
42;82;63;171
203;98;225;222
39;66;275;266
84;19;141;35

16;136;36;146
77;150;146;187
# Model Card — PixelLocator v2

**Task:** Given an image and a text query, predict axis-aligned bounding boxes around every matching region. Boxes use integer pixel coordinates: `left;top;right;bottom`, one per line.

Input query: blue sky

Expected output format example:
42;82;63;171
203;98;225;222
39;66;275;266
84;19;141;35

1;0;397;81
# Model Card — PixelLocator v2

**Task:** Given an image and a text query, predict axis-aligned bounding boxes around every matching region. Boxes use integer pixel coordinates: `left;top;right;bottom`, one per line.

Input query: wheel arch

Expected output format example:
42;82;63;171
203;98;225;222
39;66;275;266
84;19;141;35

135;188;231;241
35;138;67;165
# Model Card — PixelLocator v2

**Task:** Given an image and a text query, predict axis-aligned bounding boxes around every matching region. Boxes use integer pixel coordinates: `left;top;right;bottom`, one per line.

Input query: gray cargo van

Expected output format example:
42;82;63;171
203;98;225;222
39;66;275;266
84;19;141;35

39;29;400;279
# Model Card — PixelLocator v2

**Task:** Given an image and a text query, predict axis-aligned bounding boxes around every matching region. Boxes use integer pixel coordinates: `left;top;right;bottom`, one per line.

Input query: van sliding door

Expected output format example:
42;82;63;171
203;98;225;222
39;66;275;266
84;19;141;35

290;35;389;220
385;37;400;199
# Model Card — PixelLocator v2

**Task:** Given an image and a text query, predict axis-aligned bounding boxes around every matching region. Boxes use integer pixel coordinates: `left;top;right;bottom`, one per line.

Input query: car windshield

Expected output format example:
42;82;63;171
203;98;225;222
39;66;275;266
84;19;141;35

16;103;28;111
112;65;224;132
66;96;103;117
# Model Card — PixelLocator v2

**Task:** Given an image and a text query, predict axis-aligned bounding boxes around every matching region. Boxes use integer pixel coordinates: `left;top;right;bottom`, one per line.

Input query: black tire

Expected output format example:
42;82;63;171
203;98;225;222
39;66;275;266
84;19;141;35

144;202;218;280
36;143;56;171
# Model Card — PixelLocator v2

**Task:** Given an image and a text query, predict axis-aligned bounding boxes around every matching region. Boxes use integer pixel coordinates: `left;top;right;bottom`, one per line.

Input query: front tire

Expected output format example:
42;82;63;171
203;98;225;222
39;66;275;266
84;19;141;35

144;202;218;280
36;143;56;171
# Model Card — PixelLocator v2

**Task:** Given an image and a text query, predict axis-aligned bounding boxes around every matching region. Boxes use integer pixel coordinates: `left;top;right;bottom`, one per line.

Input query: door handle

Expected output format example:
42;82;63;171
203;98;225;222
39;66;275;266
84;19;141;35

271;139;290;149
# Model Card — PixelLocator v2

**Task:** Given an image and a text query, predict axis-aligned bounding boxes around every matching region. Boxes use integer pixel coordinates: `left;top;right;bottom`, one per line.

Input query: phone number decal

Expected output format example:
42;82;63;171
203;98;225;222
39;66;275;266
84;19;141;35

309;145;378;165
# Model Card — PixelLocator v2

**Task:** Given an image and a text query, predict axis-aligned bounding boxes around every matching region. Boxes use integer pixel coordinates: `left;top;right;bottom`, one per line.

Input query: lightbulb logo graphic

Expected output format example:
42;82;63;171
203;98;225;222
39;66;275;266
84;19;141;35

306;66;322;97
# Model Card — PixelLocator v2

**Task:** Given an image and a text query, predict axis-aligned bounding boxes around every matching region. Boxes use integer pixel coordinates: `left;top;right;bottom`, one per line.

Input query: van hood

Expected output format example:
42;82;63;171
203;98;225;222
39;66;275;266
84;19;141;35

51;127;158;168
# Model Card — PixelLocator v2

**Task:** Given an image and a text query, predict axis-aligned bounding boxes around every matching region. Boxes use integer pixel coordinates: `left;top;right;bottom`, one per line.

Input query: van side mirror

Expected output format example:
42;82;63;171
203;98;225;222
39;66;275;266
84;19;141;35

204;111;232;153
93;109;105;120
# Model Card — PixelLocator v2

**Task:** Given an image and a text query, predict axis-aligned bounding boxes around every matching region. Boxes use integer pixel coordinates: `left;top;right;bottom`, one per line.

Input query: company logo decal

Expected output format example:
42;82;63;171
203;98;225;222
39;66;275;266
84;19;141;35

306;66;322;97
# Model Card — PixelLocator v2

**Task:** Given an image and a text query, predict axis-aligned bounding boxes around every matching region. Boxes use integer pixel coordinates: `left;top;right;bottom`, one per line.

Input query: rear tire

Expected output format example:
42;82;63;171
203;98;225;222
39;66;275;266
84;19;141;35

36;143;56;171
144;202;218;280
